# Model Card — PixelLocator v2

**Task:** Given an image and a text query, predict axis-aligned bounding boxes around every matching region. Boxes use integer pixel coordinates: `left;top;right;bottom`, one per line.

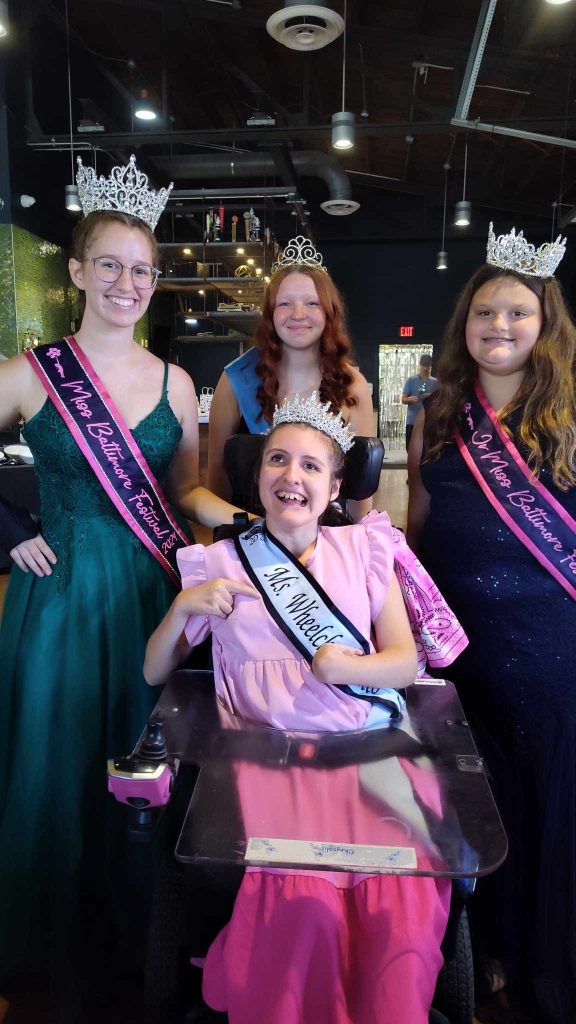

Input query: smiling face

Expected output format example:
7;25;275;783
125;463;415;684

465;275;542;378
259;424;342;537
272;272;327;352
69;221;157;333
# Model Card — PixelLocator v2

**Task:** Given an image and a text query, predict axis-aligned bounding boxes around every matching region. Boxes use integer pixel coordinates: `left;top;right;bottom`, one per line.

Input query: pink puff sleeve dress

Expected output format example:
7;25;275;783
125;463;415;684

176;512;456;1024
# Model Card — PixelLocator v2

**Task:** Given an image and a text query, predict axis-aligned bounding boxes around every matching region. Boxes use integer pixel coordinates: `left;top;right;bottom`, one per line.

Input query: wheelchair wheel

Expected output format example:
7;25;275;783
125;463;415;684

433;906;474;1024
144;854;197;1024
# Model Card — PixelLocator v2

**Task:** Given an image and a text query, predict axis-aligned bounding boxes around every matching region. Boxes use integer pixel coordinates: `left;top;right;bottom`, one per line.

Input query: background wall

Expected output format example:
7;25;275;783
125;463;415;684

0;224;150;358
0;224;17;357
325;236;576;393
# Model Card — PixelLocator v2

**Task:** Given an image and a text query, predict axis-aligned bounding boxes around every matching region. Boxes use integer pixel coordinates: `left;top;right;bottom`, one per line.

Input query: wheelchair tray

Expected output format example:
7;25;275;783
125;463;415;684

145;672;508;878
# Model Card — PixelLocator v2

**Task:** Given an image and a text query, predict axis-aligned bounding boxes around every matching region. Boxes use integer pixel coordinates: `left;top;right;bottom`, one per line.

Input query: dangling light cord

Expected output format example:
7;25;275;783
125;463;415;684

441;166;448;251
341;0;347;111
555;50;572;239
359;43;368;115
65;0;74;182
462;139;468;202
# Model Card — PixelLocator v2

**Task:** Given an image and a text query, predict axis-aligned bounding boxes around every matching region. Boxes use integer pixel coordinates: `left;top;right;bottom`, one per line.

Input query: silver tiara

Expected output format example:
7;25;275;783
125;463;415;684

76;155;173;230
486;222;566;278
271;235;328;276
272;392;355;453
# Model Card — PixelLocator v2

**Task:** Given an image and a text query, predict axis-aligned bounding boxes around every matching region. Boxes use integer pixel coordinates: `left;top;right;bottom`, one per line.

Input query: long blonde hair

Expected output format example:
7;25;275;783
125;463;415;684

424;265;576;490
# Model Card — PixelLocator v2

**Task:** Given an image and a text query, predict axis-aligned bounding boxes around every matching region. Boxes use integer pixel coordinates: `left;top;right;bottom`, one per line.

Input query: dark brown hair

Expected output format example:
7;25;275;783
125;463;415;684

254;266;358;423
262;421;346;479
425;264;576;489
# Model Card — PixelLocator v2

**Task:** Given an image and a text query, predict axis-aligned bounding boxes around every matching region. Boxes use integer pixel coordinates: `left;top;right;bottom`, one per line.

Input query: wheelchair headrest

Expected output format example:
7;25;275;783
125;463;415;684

223;433;384;509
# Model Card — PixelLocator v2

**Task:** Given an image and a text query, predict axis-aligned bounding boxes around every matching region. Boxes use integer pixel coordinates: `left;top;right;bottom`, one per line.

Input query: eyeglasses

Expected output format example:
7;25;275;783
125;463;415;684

82;256;161;289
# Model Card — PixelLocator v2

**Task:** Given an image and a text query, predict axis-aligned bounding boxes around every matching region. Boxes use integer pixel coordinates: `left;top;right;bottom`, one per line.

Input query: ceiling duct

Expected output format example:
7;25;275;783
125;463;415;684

266;1;343;52
152;151;359;215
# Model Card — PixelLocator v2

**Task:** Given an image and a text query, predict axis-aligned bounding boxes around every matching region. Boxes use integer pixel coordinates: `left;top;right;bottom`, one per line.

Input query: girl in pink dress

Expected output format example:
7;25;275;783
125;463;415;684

145;396;466;1024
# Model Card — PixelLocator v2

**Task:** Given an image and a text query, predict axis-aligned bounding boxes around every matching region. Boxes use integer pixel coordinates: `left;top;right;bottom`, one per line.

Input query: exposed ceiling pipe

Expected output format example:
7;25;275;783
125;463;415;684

151;150;360;215
451;118;576;150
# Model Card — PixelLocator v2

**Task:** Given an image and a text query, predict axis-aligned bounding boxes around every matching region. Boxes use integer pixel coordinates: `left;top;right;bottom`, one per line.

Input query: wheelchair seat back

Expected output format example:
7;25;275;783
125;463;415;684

223;433;385;514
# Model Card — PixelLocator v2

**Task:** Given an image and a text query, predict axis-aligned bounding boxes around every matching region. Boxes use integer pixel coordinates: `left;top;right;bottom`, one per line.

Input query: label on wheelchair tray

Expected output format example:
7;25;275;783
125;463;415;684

245;837;417;870
414;677;446;686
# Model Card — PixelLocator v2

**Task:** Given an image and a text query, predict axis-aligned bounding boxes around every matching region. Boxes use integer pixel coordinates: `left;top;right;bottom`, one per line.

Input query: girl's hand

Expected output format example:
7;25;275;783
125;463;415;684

10;534;57;577
177;578;259;619
312;642;363;685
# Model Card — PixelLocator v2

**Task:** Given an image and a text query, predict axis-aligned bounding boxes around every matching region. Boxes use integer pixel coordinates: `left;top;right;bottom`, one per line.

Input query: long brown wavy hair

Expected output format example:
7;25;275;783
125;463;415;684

253;266;358;424
424;264;576;489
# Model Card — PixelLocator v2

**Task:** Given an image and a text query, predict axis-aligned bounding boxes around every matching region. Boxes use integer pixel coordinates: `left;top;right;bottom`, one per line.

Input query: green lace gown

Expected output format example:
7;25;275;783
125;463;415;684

0;370;188;1003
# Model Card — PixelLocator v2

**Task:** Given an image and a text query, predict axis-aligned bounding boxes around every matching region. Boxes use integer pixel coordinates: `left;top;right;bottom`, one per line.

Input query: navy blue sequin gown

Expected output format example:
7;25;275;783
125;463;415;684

419;410;576;1024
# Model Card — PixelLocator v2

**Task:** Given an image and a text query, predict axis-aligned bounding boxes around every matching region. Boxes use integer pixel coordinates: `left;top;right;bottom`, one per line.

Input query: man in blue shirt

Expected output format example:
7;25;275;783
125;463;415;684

401;354;437;450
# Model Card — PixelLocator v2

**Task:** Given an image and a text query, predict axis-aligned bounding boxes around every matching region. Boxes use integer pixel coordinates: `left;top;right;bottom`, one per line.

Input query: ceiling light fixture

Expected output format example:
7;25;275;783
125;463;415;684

454;139;471;227
436;163;449;271
64;0;81;212
0;0;9;37
134;89;158;121
544;1;573;5
332;0;354;150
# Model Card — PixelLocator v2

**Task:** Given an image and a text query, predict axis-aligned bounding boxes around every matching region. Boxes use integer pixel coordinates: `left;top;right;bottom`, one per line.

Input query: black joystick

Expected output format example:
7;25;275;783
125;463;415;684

137;719;167;762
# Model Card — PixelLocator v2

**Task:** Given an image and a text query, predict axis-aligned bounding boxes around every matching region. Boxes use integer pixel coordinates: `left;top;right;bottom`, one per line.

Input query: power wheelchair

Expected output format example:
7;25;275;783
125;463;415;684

109;434;507;1024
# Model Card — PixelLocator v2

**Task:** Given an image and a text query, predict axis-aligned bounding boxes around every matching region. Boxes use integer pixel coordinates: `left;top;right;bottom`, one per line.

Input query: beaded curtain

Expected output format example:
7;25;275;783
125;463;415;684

378;344;433;447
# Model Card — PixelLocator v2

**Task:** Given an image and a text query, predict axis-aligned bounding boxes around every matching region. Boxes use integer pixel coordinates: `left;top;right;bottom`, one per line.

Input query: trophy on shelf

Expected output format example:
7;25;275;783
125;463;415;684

198;387;214;418
205;208;214;242
214;214;221;241
250;210;261;241
231;214;239;241
243;209;252;242
219;202;225;234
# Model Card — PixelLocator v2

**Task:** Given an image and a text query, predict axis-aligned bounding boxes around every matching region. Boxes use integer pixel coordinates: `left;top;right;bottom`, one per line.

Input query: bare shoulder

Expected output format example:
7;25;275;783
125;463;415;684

166;362;197;398
0;351;39;397
347;364;371;397
0;352;42;423
0;351;34;383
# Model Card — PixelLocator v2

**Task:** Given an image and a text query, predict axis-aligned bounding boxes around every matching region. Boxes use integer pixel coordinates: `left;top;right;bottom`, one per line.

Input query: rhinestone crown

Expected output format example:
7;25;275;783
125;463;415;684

76;154;173;230
486;221;566;278
271;235;328;276
272;392;355;453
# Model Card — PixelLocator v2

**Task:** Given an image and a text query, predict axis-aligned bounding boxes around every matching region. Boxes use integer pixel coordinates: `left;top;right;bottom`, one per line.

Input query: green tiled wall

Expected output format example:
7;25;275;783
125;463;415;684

0;224;17;357
0;224;149;358
12;226;75;352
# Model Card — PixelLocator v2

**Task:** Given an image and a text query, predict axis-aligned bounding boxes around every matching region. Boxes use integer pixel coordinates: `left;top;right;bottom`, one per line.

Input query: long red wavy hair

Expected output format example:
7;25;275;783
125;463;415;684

253;266;358;424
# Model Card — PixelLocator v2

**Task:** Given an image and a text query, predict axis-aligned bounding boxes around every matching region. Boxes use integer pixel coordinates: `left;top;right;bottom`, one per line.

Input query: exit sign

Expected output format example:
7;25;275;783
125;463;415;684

399;325;414;337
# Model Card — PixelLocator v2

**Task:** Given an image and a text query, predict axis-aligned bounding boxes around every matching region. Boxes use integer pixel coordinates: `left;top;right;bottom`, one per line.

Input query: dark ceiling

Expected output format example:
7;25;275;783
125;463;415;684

4;0;576;246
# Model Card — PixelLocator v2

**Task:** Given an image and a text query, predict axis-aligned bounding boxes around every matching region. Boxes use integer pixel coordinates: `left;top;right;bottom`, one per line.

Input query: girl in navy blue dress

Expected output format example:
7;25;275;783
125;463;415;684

407;225;576;1024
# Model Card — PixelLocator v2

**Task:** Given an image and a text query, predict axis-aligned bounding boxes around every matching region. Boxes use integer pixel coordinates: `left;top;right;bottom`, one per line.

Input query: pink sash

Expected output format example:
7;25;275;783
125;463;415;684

455;380;576;601
27;338;190;586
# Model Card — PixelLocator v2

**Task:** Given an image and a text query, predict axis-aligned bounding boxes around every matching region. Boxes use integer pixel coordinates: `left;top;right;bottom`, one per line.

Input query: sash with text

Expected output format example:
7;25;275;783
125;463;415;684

235;521;405;716
27;338;190;586
456;380;576;601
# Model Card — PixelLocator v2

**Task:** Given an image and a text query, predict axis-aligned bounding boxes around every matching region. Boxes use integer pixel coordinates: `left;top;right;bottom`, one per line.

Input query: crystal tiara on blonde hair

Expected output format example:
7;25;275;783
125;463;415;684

486;221;566;278
76;154;173;230
271;235;328;276
271;392;355;453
